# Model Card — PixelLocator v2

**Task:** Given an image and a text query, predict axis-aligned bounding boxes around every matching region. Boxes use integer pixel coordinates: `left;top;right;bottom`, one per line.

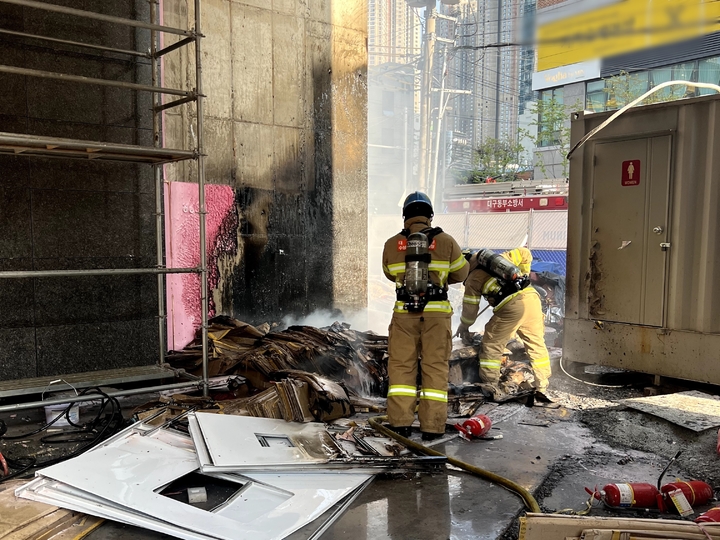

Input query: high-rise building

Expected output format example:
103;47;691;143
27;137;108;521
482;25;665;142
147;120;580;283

368;1;423;67
442;0;533;177
367;1;424;211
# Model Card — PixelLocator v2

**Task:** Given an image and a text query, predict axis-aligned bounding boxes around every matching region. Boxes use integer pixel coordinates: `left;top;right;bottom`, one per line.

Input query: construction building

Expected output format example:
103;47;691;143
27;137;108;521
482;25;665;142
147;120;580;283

0;0;368;388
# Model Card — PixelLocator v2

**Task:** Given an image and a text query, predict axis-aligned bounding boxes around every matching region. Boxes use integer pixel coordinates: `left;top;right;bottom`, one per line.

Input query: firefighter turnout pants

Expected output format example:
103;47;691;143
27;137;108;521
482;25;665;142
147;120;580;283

387;315;452;434
478;289;551;391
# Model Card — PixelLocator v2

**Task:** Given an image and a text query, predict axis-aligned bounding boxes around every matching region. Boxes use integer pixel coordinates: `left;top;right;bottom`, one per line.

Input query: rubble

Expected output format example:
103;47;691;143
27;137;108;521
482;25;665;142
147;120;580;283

13;408;446;540
167;318;389;397
166;317;554;423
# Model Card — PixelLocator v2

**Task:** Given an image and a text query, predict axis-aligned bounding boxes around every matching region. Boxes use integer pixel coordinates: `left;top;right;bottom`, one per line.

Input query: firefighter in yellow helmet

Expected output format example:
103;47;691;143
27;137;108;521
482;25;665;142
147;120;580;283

456;247;551;401
382;192;468;441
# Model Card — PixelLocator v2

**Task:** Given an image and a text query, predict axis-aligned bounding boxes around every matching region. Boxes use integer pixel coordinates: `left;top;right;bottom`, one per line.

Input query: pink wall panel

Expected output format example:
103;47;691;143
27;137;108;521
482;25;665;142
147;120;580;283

165;182;236;350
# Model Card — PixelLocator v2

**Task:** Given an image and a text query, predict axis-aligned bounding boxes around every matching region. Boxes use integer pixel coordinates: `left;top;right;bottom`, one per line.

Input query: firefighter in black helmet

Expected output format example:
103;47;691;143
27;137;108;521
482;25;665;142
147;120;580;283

381;192;468;440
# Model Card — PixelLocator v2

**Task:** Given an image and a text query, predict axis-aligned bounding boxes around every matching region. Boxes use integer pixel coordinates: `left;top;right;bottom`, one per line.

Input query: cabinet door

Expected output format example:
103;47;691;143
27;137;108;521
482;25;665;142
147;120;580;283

590;135;671;326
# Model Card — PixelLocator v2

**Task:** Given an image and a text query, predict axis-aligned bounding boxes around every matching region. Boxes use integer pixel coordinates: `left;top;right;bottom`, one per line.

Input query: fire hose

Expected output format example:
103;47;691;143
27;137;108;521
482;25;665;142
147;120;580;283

368;415;541;513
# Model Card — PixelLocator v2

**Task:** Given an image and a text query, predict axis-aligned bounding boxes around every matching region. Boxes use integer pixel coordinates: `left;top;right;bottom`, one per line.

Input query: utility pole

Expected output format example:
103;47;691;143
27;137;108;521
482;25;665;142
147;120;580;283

417;1;436;193
429;47;448;205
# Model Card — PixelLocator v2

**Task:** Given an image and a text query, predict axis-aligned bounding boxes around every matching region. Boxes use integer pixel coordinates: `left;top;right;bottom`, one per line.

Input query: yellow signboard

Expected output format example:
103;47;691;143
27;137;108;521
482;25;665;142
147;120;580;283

537;0;720;72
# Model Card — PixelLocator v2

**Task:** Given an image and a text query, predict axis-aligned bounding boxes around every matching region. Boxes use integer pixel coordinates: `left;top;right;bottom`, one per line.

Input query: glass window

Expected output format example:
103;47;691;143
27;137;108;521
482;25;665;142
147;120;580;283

672;61;696;97
698;57;720;95
538;88;564;147
586;80;607;112
650;67;674;100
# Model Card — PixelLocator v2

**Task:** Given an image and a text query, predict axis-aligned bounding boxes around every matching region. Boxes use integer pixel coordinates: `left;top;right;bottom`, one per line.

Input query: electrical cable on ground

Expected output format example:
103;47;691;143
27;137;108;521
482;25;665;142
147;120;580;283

368;414;540;513
559;355;627;389
0;386;125;483
553;491;599;516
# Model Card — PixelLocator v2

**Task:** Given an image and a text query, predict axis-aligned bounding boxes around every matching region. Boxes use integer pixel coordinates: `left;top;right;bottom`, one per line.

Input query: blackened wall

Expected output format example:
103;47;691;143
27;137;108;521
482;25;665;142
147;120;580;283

0;1;158;380
162;0;368;330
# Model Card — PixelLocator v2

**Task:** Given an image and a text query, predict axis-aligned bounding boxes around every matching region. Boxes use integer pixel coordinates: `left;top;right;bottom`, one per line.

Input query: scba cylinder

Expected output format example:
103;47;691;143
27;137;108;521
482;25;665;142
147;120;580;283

476;249;522;282
405;232;429;296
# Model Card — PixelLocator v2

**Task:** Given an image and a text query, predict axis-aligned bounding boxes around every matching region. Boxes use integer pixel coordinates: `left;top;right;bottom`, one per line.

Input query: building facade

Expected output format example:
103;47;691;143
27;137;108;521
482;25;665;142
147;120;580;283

442;0;534;181
532;0;720;179
368;1;423;67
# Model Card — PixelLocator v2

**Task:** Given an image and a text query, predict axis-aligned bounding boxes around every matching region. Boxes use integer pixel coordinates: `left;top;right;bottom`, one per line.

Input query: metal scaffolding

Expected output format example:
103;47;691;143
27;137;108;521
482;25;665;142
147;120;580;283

0;0;210;411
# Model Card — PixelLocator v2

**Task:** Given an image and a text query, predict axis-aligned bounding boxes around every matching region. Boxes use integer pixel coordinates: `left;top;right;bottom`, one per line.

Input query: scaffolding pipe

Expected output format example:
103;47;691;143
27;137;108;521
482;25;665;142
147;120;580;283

0;132;194;157
0;381;203;413
0;0;192;36
0;28;150;58
0;65;193;97
151;0;166;369
0;1;207;403
194;0;209;399
0;133;195;163
0;268;200;279
153;96;198;113
154;36;196;58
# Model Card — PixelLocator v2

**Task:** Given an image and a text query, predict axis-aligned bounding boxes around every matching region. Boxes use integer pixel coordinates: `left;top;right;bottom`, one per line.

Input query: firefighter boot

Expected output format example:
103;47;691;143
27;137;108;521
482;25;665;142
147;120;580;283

421;431;444;442
389;425;412;438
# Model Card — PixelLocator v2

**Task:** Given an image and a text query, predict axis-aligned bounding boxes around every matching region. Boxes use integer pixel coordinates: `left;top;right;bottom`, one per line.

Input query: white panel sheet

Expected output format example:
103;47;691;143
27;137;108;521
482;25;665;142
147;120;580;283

18;423;371;540
190;413;338;470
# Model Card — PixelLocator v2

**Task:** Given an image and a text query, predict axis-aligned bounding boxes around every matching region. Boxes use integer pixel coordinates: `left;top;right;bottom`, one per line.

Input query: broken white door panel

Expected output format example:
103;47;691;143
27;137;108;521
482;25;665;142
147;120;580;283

189;413;341;471
21;426;371;540
17;477;217;540
19;474;372;540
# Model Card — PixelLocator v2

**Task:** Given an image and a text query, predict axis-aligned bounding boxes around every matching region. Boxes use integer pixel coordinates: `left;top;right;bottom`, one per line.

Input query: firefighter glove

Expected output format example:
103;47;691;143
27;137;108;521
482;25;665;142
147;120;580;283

454;322;473;345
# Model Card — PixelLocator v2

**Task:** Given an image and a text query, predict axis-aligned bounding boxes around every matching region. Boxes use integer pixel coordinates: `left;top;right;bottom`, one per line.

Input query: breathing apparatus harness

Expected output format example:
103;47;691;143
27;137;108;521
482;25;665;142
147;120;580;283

396;227;447;313
474;248;530;307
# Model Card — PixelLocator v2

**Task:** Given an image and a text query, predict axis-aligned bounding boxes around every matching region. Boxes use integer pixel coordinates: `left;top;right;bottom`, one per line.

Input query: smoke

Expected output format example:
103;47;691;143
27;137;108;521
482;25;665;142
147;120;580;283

279;308;387;335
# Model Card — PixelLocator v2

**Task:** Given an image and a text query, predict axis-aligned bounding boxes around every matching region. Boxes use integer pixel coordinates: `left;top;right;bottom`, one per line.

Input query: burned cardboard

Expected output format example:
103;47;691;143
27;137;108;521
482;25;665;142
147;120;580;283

167;318;388;398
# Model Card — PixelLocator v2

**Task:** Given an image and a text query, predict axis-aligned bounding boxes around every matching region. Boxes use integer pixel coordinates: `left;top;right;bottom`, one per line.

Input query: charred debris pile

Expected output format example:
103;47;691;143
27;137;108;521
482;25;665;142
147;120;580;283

165;316;541;423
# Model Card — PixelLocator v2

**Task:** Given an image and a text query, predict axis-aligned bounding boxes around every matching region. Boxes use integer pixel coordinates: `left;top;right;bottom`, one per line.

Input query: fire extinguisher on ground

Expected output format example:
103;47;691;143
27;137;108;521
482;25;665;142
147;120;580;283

658;480;714;513
696;507;720;523
454;414;492;441
585;483;660;509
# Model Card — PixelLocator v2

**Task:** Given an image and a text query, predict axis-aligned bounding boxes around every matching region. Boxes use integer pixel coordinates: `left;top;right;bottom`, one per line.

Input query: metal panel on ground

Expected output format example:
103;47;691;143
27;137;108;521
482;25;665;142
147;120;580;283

17;422;372;540
466;212;530;250
189;413;339;472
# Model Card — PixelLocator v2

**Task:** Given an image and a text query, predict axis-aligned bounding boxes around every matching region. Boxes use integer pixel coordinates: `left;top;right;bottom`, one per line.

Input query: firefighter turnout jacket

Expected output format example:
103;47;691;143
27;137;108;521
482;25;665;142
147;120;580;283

382;216;468;433
461;248;551;391
383;216;469;316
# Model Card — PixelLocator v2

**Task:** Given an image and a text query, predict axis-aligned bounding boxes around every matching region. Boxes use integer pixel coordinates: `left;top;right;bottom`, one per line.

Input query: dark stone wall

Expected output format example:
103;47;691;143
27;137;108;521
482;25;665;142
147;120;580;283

0;1;158;380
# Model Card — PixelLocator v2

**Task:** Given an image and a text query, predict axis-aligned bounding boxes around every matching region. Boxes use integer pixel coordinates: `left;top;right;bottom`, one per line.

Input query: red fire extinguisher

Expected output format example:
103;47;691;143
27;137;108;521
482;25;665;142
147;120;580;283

454;414;492;441
660;480;714;510
696;507;720;523
585;483;660;508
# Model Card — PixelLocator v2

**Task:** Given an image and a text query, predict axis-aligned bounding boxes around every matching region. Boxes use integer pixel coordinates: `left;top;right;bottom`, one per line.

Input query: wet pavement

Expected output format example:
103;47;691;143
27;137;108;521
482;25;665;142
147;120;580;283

78;403;594;540
3;359;719;540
